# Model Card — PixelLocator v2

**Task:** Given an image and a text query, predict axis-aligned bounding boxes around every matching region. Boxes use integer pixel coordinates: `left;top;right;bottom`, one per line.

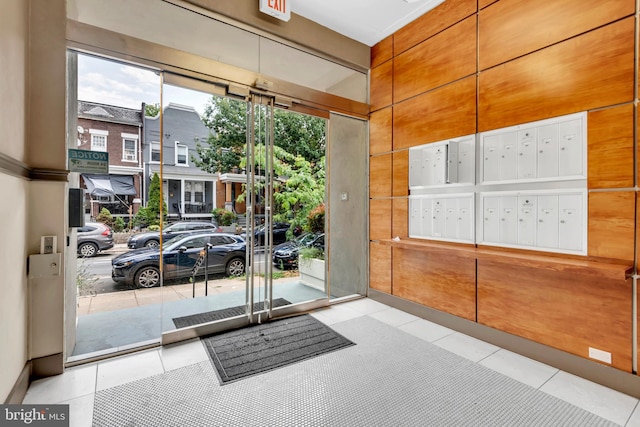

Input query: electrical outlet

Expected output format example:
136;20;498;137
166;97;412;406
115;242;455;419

588;347;611;364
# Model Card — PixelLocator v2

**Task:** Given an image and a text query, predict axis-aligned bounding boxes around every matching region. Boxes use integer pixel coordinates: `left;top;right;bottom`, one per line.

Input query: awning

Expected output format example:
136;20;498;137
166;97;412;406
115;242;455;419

82;174;136;197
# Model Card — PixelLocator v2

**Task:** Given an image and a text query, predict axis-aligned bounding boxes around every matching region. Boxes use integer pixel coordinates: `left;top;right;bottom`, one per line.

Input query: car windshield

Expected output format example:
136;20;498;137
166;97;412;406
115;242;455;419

296;233;316;246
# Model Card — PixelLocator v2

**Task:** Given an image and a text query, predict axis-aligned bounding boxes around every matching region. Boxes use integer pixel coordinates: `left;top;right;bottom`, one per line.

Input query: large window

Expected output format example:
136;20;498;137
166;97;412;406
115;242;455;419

122;133;138;161
176;143;188;166
90;129;108;151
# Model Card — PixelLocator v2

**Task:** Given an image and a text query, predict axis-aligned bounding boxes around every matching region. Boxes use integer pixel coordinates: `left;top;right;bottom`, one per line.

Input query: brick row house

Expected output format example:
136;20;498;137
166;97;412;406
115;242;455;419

78;100;247;224
77;101;144;221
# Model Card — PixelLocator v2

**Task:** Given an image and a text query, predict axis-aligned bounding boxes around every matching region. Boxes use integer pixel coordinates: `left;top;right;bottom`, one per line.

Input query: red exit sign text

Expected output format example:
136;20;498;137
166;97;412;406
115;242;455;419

259;0;290;22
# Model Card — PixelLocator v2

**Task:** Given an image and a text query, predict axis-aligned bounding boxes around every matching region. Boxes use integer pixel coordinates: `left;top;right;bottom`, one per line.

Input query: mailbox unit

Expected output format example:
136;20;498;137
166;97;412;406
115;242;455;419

409;194;475;243
479;190;586;255
407;112;588;254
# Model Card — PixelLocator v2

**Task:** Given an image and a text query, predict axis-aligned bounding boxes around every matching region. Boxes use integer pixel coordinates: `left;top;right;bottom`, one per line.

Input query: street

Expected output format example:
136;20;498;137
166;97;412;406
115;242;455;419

78;248;276;296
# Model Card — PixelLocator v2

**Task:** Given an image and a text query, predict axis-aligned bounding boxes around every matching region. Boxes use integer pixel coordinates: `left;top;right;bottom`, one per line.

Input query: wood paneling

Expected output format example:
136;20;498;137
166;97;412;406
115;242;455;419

394;16;477;103
637;107;640;188
588;105;634;189
370;242;392;294
371;35;393;68
479;0;634;70
394;0;477;55
588;191;635;261
370;60;393;112
637;195;640;271
369;154;392;198
370;107;393;155
393;247;476;320
478;18;635;132
477;259;633;372
479;0;498;9
393;150;409;197
370;199;392;241
394;76;476;150
393;198;408;238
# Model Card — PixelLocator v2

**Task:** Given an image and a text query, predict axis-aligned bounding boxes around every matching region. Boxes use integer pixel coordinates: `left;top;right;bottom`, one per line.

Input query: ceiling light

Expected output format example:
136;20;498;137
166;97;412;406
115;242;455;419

403;0;421;3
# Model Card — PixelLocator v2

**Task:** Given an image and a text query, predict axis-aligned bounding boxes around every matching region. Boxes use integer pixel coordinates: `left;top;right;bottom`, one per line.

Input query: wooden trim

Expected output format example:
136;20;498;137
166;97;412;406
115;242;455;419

378;238;632;281
368;289;640;399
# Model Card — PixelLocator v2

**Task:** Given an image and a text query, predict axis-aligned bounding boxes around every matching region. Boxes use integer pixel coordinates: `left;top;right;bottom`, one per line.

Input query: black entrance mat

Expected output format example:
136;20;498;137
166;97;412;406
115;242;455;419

172;298;291;329
202;314;355;384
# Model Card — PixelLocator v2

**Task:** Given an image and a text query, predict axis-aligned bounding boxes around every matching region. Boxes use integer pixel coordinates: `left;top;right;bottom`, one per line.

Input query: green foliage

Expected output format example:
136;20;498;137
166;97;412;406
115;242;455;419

136;173;166;227
273;109;326;170
299;246;324;262
147;224;160;231
194;97;247;173
212;208;237;226
96;208;114;228
113;217;126;232
145;103;160;117
306;203;325;233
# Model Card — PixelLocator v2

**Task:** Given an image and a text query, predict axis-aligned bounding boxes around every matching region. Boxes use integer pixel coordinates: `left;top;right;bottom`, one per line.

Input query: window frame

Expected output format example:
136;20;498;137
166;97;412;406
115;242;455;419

89;129;108;152
121;133;138;162
175;142;188;166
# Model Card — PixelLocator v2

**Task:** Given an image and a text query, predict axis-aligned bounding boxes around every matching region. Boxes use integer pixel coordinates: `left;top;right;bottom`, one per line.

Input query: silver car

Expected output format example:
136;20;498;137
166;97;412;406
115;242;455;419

78;222;114;257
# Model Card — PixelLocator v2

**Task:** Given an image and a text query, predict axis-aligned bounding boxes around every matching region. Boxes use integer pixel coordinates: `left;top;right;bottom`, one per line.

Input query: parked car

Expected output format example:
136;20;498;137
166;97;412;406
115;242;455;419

113;232;246;288
241;222;293;247
127;221;221;249
272;233;324;269
77;222;114;257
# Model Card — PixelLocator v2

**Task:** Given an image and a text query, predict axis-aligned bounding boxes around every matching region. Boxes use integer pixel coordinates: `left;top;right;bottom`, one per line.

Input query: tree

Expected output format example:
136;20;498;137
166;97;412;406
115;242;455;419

237;145;325;235
194;96;326;174
145;103;160;117
133;172;166;227
194;97;247;174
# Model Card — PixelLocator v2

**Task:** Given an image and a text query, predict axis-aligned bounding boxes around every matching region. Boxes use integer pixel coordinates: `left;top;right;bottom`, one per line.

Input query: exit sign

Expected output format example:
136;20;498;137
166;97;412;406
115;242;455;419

260;0;290;22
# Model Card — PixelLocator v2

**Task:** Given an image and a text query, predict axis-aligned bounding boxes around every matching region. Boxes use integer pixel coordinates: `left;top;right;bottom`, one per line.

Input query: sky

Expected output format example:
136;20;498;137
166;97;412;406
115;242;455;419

77;54;212;116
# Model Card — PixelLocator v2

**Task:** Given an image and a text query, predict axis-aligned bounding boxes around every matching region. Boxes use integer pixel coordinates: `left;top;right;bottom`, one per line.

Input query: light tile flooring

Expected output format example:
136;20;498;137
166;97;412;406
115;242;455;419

24;298;640;427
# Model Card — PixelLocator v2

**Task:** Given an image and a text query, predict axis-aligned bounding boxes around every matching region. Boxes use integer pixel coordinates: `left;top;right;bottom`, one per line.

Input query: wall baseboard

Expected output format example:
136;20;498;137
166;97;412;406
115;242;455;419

31;353;64;381
4;362;31;404
368;289;640;399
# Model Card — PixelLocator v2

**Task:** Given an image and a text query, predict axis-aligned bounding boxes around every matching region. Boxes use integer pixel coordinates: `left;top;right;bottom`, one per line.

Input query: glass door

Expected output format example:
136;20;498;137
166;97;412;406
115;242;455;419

160;75;329;346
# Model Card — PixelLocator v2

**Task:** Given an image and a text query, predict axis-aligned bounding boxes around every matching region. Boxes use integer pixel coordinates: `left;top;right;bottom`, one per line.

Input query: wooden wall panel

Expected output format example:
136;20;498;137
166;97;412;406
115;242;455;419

393;247;476;321
394;76;476;150
477;259;633;372
370;107;393;155
478;18;635;132
369;154;392;198
371;35;393;68
637;195;640;271
393;150;409;197
588;191;635;262
370;199;392;241
394;0;477;55
479;0;634;70
370;243;392;294
479;0;498;9
588;105;634;189
394;16;476;103
392;198;408;238
370;60;393;112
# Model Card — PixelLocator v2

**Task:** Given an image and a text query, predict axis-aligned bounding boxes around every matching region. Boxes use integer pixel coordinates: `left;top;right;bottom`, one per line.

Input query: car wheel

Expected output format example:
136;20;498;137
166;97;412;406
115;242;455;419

144;239;160;249
226;258;245;276
78;242;98;257
135;266;160;288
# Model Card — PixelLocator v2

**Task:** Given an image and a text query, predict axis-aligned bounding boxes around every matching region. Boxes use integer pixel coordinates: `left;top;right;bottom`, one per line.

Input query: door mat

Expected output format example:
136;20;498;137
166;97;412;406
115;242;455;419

172;298;291;329
202;314;355;384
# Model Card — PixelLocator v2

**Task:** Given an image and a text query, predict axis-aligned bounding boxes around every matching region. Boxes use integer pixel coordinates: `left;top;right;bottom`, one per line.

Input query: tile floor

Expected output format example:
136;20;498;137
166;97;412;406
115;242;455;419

23;298;640;427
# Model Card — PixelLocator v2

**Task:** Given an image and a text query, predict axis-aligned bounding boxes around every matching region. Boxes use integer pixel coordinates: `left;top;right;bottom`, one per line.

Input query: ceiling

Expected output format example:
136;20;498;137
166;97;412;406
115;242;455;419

291;0;446;47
